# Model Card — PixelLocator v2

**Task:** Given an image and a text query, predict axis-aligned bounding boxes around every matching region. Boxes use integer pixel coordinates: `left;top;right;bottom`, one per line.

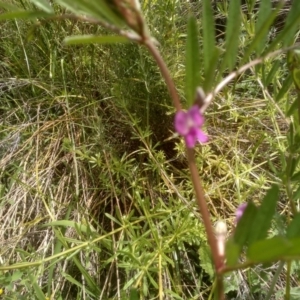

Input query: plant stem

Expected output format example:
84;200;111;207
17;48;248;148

186;149;224;273
144;38;224;298
143;39;181;112
285;261;291;300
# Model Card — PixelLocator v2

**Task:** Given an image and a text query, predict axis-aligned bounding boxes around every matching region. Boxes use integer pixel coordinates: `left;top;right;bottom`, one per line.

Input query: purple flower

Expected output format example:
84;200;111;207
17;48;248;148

235;203;247;223
174;105;208;148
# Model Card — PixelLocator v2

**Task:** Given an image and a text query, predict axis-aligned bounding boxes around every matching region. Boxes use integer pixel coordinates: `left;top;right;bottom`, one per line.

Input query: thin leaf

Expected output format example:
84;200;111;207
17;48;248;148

264;60;280;86
225;238;241;267
203;43;219;92
130;289;139;300
105;213;122;226
65;35;129;45
291;170;300;182
199;244;214;279
293;184;300;201
287;214;300;239
202;0;215;75
282;0;300;47
222;0;241;70
63;273;96;298
248;237;300;263
247;185;279;245
246;6;279;58
185;15;201;106
234;201;258;247
0;2;21;10
275;74;293;103
29;0;54;13
254;0;275;54
247;236;290;263
266;0;300;53
43;220;96;233
55;0;124;27
0;10;52;20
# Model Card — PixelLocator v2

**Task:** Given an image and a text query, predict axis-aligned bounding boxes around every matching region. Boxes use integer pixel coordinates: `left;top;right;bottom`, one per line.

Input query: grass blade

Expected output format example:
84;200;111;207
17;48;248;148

29;0;54;13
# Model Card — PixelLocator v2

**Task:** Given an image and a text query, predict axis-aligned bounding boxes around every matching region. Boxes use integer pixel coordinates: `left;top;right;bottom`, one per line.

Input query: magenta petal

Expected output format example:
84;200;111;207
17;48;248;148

197;129;208;143
235;203;247;223
174;111;189;135
188;105;204;126
185;128;198;148
185;134;197;148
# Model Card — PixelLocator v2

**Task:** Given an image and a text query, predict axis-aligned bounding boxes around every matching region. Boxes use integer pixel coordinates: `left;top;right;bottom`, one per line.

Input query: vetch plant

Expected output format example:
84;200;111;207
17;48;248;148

1;0;300;299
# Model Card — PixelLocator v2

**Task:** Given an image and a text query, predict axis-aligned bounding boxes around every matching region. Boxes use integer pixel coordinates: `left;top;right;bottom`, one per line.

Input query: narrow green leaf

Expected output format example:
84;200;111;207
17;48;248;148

223;0;241;70
247;185;279;244
254;0;275;54
225;237;241;267
293;184;300;201
291;170;300;182
203;45;219;93
11;271;23;281
234;201;258;247
63;273;96;298
146;271;159;289
44;220;96;233
64;35;129;45
28;274;45;299
287;99;299;118
264;60;280;86
186;16;201;107
0;2;21;10
202;0;215;75
275;74;293;102
0;10;52;20
105;213;122;226
247;0;256;13
55;0;124;27
248;236;300;263
287;214;300;239
282;0;300;47
247;6;279;57
285;237;300;257
129;289;139;300
199;244;214;279
247;236;290;263
29;0;54;13
266;1;300;53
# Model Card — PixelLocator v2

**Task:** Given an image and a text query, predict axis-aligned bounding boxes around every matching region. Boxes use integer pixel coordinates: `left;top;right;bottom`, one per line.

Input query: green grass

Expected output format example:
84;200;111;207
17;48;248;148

0;0;299;299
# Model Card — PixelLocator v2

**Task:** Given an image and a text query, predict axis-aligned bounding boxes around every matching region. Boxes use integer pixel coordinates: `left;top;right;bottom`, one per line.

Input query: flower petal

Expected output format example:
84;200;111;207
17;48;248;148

185;128;198;148
235;203;247;223
188;105;204;126
197;129;209;143
174;111;189;135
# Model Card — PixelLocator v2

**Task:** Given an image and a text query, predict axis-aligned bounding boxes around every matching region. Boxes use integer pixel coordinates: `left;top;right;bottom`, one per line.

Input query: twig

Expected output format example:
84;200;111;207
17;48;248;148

143;39;181;111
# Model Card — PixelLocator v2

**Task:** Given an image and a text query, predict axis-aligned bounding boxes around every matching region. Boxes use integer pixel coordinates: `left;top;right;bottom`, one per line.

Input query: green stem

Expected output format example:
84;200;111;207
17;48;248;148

285;261;291;300
143;39;181;112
